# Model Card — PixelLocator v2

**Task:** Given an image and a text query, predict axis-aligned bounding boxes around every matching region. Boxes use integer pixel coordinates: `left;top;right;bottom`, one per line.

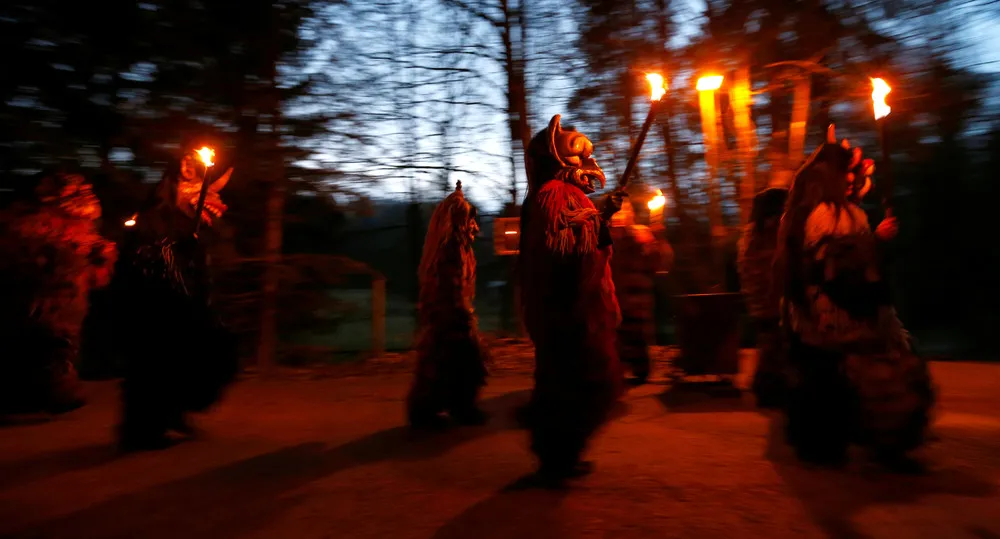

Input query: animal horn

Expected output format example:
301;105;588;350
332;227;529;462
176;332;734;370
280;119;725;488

827;124;837;144
455;180;462;191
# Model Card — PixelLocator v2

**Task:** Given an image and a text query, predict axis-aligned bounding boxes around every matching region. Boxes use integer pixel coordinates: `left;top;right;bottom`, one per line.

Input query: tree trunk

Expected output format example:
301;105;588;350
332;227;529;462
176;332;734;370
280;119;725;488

501;0;530;336
256;12;284;374
501;0;531;197
257;106;284;374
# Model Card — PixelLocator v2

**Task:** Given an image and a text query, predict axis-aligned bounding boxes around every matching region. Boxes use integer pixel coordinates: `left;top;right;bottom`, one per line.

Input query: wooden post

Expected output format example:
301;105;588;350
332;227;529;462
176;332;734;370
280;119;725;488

371;275;386;358
698;85;726;286
699;89;723;229
732;65;756;224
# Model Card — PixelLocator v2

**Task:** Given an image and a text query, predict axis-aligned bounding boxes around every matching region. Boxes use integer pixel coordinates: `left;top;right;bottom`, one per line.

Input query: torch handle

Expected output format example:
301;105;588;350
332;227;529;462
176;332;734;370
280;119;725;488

193;168;212;236
617;100;660;191
878;118;893;216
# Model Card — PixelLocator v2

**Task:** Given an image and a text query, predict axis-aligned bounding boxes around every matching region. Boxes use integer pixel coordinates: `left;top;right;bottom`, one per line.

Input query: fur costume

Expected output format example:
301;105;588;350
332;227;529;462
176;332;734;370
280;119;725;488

609;198;674;383
777;125;934;467
0;172;116;415
406;181;490;427
518;115;622;480
109;151;238;451
737;187;788;407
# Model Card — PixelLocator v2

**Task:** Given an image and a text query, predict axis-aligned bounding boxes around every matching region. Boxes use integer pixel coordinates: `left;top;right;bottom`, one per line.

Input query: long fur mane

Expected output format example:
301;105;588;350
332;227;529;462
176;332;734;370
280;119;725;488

418;189;477;319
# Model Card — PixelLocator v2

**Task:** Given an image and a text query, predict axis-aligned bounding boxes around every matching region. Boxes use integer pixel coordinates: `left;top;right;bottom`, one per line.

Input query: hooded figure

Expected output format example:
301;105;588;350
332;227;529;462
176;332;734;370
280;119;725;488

406;181;490;428
777;125;934;471
609;195;674;384
0;171;117;415
737;187;789;407
517;115;625;483
109;149;238;451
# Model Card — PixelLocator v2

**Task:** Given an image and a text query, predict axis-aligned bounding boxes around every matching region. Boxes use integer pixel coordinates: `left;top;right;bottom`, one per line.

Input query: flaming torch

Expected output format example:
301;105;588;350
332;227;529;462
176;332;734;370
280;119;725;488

647;188;666;224
617;73;668;190
871;78;892;215
192;146;216;234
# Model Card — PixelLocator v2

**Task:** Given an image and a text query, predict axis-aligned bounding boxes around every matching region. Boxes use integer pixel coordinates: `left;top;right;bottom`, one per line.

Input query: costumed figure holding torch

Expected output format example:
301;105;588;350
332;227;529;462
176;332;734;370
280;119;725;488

406;181;491;428
109;146;239;451
609;189;674;385
776;122;934;472
0;171;117;416
516;75;665;484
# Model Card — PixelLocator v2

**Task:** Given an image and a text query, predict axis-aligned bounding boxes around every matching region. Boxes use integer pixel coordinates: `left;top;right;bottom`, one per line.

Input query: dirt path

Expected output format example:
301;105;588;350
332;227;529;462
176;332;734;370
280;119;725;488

1;359;998;539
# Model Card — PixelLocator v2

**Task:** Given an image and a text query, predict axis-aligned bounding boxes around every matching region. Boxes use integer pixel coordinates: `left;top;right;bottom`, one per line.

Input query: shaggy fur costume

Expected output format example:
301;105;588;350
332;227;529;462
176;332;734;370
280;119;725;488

0;172;116;415
609;203;673;383
110;159;238;451
518;115;622;479
738;187;788;407
777;126;934;468
406;181;490;427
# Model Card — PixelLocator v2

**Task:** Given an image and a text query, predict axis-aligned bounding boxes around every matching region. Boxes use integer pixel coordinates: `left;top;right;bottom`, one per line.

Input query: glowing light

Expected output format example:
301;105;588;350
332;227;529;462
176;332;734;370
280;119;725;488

195;146;215;168
124;214;137;227
696;75;724;92
504;230;517;235
647;189;666;210
645;73;667;101
871;78;891;120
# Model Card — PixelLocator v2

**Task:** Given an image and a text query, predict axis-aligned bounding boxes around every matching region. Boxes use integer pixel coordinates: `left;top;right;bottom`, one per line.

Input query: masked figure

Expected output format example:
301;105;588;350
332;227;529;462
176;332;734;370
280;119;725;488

517;115;624;483
737;187;789;408
109;150;238;451
609;196;674;384
777;125;934;471
0;172;117;415
406;181;489;428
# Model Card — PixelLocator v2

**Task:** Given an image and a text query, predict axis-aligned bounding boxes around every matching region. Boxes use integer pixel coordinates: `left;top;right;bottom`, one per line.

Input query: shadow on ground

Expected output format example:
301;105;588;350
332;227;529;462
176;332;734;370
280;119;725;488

6;389;531;539
430;477;570;539
762;410;996;539
657;380;754;414
0;444;119;490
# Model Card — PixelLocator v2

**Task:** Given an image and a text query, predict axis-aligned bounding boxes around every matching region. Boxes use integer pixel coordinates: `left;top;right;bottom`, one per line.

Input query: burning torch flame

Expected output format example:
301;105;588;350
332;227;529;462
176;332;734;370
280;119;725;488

871;78;891;120
124;213;137;227
646;73;667;102
647;189;666;211
696;75;724;92
195;146;216;168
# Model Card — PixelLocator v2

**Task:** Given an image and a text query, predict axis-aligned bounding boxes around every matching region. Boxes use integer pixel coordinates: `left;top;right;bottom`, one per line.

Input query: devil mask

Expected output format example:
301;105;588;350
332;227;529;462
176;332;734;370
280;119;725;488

175;150;231;227
797;125;875;204
527;115;606;195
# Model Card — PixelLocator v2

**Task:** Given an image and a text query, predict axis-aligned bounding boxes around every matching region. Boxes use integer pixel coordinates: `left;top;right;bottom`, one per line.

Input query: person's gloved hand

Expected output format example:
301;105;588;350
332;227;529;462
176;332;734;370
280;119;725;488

601;189;627;221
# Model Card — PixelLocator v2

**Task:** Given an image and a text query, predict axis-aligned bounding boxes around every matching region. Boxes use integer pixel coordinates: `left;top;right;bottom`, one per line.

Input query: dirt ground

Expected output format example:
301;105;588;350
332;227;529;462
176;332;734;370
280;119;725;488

1;348;999;539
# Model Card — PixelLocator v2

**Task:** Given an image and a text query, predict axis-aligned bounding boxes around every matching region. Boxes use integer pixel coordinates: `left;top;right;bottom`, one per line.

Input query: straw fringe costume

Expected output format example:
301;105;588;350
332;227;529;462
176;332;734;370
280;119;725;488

518;115;623;481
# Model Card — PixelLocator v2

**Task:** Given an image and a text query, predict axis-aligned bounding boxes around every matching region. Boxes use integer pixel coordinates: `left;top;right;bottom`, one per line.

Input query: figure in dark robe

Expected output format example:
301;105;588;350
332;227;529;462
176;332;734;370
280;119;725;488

517;114;624;483
406;181;490;428
777;125;934;471
609;197;674;385
110;149;238;451
737;187;788;408
0;171;117;416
